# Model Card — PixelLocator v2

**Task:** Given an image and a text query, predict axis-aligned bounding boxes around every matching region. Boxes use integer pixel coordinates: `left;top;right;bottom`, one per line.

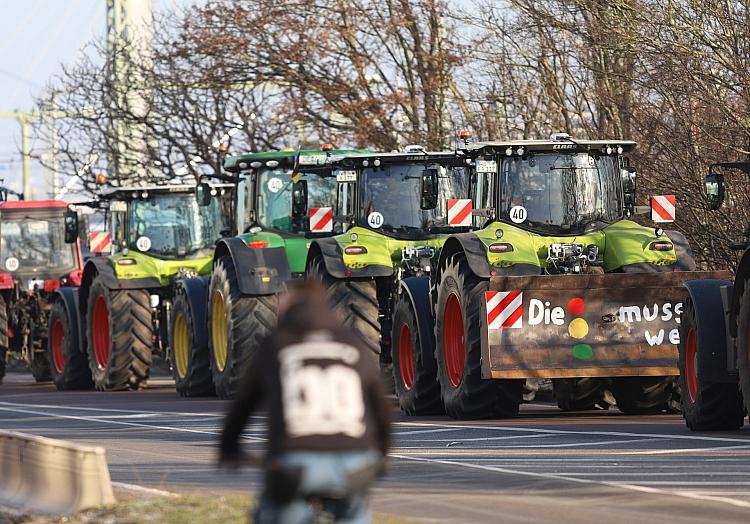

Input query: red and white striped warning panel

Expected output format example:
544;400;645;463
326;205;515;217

447;199;473;227
309;207;333;233
486;291;523;329
88;232;112;254
651;195;676;223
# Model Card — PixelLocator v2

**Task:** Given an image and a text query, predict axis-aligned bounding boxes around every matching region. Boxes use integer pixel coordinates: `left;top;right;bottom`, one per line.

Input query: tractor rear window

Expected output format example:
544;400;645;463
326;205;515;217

0;215;76;275
255;168;337;234
358;164;469;238
128;193;227;259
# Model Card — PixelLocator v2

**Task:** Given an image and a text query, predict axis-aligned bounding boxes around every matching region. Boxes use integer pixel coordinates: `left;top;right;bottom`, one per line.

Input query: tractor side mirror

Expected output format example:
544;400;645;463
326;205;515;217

705;172;725;210
421;168;439;210
64;209;79;244
622;167;637;209
195;182;212;206
292;180;309;219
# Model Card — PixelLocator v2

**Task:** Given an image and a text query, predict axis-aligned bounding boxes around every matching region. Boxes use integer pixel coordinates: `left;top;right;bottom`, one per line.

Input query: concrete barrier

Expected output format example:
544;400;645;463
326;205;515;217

0;430;116;515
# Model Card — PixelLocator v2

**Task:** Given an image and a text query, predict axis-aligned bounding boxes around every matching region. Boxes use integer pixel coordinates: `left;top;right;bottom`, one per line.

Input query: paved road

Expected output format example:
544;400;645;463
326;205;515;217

2;372;750;523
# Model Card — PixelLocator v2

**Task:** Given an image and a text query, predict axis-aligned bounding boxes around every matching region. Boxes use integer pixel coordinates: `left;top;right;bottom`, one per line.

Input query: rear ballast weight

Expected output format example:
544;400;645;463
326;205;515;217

482;271;728;380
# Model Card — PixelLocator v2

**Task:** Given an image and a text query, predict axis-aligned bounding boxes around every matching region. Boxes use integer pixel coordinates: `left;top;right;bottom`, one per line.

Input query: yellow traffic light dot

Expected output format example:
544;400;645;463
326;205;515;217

568;318;589;339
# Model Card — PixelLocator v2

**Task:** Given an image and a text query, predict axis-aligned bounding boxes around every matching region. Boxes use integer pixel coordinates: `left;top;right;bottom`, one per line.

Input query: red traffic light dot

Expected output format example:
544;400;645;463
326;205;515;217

567;297;585;316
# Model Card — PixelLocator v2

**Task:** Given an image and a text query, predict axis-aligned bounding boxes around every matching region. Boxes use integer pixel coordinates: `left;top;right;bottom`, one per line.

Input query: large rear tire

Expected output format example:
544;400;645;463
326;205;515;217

679;296;744;429
48;300;93;390
553;378;610;411
86;276;153;391
391;291;443;415
209;256;278;400
170;287;214;397
435;252;522;419
0;295;7;384
735;281;750;415
308;254;383;368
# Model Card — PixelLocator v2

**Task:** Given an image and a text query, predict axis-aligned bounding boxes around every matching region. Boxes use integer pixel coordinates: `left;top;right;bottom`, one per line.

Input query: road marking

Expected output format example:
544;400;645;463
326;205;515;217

610;444;750;455
394;438;660;449
393;421;750;444
0;405;264;441
111;481;179;497
0;400;229;418
391;454;750;509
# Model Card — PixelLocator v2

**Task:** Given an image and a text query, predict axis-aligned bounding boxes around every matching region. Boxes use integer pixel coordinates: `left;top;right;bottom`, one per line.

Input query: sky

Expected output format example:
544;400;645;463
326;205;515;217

0;0;197;198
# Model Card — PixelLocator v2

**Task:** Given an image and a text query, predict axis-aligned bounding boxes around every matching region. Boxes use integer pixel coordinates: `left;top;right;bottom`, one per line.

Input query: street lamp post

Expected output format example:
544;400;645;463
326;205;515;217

0;111;38;199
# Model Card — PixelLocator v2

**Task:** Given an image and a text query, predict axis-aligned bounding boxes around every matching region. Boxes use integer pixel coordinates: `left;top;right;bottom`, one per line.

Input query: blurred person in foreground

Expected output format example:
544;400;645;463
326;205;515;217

219;280;391;523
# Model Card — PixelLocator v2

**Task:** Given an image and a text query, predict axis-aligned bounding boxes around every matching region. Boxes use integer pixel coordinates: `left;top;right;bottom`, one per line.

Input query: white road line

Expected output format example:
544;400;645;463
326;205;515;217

394;438;660;449
0;400;228;418
391;454;750;509
393;421;750;444
609;444;750;455
636;481;750;486
0;405;264;441
401;433;555;443
111;481;179;497
558;472;750;476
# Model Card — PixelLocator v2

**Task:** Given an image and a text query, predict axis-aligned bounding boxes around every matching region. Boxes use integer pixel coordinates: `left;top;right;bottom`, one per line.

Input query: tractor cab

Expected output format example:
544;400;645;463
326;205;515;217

326;149;471;240
466;136;636;235
0;200;82;285
101;185;232;260
223;148;369;236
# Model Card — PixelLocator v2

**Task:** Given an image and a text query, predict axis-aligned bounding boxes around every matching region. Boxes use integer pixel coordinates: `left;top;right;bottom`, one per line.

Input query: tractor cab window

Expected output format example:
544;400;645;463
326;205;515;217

128;193;227;259
255;168;337;234
0;213;77;275
499;153;622;235
358;163;469;238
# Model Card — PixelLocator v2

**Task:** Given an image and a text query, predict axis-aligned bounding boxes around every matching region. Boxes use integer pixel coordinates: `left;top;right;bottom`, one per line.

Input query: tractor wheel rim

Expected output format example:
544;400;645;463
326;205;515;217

443;292;465;388
51;319;65;374
211;290;228;372
173;313;189;379
398;322;415;390
92;295;110;369
685;327;698;404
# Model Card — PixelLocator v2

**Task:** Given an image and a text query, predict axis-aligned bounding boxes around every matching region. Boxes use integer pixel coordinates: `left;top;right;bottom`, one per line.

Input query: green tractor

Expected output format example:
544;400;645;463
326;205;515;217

303;148;472;404
396;135;728;419
172;147;367;398
52;184;232;391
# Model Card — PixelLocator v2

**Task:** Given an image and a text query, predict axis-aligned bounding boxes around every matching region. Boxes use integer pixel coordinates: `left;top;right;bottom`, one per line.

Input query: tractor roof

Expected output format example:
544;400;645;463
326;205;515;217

99;183;230;200
224;148;371;172
466;139;637;156
329;149;466;169
0;199;69;211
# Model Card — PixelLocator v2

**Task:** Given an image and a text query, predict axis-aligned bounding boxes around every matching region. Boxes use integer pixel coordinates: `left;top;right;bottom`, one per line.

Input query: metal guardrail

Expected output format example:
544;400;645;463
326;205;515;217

0;430;115;514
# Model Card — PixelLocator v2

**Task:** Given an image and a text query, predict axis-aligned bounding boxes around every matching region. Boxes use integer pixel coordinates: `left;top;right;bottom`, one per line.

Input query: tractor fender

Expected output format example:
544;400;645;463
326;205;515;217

436;234;539;280
664;230;697;271
398;276;436;359
82;257;161;294
214;237;290;295
308;238;393;278
683;278;735;382
175;277;210;349
53;287;83;355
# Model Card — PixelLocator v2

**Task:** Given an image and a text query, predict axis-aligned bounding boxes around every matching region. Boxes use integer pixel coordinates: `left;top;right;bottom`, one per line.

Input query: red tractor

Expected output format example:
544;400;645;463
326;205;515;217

0;198;85;386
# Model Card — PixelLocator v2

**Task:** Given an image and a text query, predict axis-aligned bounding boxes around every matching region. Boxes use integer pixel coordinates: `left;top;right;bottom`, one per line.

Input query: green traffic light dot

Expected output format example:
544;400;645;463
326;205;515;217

572;344;593;360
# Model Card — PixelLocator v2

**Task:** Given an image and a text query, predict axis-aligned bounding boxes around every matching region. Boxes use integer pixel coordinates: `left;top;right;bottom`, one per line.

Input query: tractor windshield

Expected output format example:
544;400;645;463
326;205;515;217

359;163;469;238
255;168;337;234
499;153;622;234
128;193;226;259
0;212;77;276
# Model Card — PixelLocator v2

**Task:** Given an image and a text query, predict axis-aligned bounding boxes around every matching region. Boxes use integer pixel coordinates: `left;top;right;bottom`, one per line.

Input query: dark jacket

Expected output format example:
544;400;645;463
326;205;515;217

220;300;391;460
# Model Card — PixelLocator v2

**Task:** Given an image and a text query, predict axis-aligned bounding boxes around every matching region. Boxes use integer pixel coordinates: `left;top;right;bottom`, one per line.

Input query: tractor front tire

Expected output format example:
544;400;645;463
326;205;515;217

610;376;672;415
86;276;153;391
391;291;443;415
170;288;214;397
553;378;611;411
435;253;522;419
48;300;93;390
209;256;278;400
29;346;53;382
